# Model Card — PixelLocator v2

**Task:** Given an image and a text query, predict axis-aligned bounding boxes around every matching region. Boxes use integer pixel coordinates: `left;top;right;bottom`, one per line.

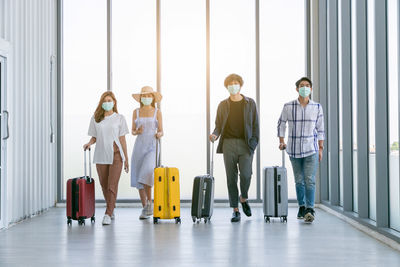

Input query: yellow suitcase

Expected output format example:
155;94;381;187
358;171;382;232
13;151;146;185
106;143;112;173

153;141;181;224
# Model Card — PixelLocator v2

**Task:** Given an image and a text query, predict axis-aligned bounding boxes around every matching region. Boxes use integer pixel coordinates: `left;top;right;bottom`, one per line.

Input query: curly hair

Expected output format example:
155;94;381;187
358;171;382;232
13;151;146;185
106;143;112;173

224;73;244;88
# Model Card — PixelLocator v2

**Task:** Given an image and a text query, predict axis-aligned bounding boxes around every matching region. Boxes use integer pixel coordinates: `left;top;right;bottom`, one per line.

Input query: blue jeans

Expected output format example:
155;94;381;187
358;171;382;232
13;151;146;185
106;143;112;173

289;153;319;209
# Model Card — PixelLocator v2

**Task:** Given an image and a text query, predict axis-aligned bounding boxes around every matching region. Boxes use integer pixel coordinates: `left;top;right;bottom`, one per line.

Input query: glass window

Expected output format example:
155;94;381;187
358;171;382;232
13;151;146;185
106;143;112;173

260;0;306;199
351;0;358;213
63;0;107;199
367;0;376;221
161;0;206;199
388;0;400;231
112;0;157;199
210;0;256;199
338;0;344;207
63;1;308;201
259;0;305;200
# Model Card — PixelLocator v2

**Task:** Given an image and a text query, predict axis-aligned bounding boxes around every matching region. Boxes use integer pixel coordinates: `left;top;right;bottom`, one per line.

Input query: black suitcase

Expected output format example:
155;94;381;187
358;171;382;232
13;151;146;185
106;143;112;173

191;142;215;223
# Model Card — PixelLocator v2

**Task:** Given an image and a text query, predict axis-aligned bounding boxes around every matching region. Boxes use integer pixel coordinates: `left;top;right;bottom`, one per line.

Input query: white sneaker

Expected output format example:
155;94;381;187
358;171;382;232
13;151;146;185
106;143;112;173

111;212;115;220
139;206;149;219
146;201;153;216
102;214;111;225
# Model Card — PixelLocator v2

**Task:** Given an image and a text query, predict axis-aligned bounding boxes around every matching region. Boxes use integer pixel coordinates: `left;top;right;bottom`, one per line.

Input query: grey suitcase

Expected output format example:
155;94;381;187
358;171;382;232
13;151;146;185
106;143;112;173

191;175;214;223
263;150;288;223
191;142;215;223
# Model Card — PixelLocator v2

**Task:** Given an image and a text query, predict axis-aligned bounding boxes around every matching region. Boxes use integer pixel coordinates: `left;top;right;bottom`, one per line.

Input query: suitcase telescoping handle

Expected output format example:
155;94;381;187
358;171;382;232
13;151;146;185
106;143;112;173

84;148;92;182
155;138;161;168
210;141;215;177
282;149;285;168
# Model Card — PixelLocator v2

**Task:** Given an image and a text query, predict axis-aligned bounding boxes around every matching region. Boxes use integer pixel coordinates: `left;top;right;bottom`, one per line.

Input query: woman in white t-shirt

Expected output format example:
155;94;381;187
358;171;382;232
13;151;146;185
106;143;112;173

83;91;129;225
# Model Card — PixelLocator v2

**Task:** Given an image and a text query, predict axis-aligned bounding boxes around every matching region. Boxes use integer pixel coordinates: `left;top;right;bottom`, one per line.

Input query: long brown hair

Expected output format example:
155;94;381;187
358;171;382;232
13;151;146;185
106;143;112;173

94;91;118;123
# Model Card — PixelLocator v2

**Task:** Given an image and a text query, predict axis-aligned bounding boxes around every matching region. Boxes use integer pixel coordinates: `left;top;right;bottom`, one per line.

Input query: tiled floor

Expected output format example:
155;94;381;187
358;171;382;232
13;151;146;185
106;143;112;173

0;207;400;266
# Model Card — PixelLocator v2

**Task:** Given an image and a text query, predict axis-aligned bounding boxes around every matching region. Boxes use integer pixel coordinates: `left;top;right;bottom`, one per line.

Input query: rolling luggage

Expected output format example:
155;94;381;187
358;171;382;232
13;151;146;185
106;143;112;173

66;149;95;225
191;142;215;223
263;150;288;223
153;140;181;224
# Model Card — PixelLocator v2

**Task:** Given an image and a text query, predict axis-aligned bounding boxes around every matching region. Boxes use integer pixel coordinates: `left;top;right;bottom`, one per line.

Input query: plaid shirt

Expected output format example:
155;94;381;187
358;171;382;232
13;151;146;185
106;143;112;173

277;99;325;158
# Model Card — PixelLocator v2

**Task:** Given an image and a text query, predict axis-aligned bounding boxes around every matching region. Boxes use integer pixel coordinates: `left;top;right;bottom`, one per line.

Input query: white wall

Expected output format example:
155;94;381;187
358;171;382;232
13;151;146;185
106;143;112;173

0;0;57;226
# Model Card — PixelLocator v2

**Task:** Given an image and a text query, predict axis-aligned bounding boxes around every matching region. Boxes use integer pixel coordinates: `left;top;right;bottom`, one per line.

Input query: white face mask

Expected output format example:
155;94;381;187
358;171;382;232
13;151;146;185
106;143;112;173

102;101;114;111
227;84;241;95
299;86;311;98
141;97;153;106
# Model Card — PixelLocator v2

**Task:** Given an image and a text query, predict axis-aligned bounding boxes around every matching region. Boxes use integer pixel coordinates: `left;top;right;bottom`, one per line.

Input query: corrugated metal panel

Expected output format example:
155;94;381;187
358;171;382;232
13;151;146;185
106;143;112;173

0;0;57;225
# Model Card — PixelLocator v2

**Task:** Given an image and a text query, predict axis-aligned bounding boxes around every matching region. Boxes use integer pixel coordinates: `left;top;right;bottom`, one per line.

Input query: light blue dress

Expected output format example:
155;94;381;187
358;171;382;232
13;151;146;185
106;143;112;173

131;108;159;189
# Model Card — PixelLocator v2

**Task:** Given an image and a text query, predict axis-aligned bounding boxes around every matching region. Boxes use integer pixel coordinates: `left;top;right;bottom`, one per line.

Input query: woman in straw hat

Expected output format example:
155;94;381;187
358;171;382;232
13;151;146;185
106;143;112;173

131;86;163;219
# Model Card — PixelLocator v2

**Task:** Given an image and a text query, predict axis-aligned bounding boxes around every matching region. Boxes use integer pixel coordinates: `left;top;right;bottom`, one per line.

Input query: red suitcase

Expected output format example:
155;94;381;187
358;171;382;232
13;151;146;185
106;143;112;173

66;149;95;225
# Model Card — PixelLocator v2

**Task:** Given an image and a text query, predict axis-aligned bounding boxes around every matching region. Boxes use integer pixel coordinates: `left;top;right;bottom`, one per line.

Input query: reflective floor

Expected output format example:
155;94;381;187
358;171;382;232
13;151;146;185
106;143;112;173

1;207;400;267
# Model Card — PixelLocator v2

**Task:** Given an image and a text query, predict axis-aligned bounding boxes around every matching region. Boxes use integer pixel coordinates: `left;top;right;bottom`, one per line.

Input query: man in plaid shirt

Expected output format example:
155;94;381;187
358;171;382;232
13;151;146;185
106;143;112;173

277;77;325;223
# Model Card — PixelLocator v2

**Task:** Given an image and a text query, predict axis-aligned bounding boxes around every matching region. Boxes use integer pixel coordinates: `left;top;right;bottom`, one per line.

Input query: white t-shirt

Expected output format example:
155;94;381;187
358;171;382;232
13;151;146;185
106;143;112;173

88;113;129;164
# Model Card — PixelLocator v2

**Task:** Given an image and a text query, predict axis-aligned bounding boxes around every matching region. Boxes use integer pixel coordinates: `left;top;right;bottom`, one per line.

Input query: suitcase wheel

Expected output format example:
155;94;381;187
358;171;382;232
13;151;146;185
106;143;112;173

153;217;159;224
175;217;181;224
91;216;95;223
204;218;208;224
67;219;72;226
279;216;288;223
192;217;196;223
265;216;271;223
78;219;85;226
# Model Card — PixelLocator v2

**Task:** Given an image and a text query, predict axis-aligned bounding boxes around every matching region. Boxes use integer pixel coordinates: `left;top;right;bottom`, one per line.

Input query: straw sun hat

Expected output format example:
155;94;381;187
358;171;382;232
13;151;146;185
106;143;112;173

132;86;162;103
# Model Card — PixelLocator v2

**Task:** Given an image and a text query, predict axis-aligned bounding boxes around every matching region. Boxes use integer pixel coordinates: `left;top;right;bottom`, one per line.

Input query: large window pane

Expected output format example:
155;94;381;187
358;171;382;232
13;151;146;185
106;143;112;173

63;1;312;202
112;0;156;199
63;0;107;199
351;0;358;213
260;0;305;200
161;0;206;199
388;0;400;232
367;0;376;221
210;0;256;199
